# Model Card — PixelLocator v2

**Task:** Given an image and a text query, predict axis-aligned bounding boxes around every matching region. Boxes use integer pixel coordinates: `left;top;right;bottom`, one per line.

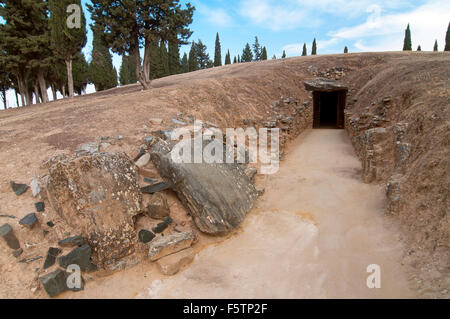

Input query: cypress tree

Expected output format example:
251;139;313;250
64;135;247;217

188;41;197;72
196;40;210;69
88;0;194;90
72;52;90;95
0;0;51;105
311;38;317;55
181;53;189;73
214;33;222;67
119;53;138;85
233;56;237;64
168;41;181;75
282;50;286;58
445;22;450;51
149;41;161;79
417;45;421;51
261;47;268;60
344;46;348;53
90;25;117;91
402;24;412;51
159;41;169;77
433;40;438;51
225;50;231;65
252;36;262;61
302;43;307;56
272;55;276;59
241;43;253;62
49;0;87;98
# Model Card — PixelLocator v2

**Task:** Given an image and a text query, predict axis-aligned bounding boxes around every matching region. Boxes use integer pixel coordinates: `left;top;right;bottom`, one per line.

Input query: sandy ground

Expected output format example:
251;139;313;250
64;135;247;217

117;129;413;299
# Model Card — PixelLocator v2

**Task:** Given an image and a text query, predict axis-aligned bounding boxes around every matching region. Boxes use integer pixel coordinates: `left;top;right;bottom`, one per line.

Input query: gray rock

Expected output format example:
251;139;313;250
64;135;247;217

39;268;84;298
146;193;170;219
57;244;92;271
303;78;348;92
58;235;86;247
10;181;29;196
141;181;171;194
19;256;43;263
150;140;259;235
35;202;45;212
244;167;258;182
19;213;38;229
135;153;150;168
75;142;99;156
172;118;187;126
43;247;62;269
149;231;194;261
138;229;155;243
30;178;41;198
152;222;169;234
12;248;23;258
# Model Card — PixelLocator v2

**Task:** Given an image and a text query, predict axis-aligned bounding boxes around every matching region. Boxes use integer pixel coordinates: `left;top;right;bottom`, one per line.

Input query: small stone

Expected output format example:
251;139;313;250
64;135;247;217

0;224;20;250
172;118;186;126
132;147;146;162
39;268;84;298
156;248;196;276
138;229;156;243
152;222;169;234
57;244;92;271
12;248;23;258
47;221;55;228
146;193;170;219
58;235;86;248
19;213;38;229
75;142;99;156
243;119;249;125
19;256;43;263
141;182;170;194
35;202;45;212
43;230;49;237
43;247;62;269
10;181;29;196
135;153;150;168
148;231;194;261
144;177;158;184
163;216;173;225
30;178;41;198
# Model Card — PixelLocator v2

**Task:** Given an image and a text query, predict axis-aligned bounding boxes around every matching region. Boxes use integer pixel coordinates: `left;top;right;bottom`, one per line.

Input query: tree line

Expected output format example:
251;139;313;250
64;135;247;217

403;23;450;52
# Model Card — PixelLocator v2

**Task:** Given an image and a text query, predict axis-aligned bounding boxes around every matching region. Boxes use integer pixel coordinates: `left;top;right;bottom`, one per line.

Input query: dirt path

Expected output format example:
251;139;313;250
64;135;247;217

135;129;414;298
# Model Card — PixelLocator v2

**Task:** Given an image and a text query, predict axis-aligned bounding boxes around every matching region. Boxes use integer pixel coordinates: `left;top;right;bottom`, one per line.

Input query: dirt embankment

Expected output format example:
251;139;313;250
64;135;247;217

0;52;448;298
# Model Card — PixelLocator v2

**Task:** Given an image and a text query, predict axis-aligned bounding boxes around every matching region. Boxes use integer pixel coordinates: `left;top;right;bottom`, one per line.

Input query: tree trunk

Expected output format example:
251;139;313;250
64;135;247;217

143;40;151;83
62;85;66;98
15;90;19;108
37;69;49;103
65;58;74;98
135;44;149;90
1;88;7;110
33;84;41;104
17;76;29;106
51;84;57;101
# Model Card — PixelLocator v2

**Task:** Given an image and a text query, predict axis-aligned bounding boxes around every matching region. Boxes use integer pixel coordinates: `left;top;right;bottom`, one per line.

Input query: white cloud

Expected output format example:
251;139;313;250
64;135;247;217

239;0;321;31
195;2;233;27
329;0;450;51
239;0;414;31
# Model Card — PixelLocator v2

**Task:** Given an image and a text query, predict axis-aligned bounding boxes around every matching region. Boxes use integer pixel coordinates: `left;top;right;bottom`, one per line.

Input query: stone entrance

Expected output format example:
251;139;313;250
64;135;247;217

303;78;348;129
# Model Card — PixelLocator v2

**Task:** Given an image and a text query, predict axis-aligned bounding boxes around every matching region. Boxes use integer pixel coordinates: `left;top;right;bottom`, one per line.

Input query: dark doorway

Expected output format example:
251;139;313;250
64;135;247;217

312;90;346;129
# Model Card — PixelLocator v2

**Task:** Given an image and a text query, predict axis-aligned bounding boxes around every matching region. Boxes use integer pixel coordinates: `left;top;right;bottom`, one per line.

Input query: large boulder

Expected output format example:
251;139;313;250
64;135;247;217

150;140;259;235
45;152;142;268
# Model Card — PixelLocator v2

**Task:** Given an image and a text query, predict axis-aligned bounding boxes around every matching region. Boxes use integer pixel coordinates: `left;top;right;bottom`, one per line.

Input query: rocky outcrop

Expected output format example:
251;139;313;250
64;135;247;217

150;140;259;235
45;152;142;268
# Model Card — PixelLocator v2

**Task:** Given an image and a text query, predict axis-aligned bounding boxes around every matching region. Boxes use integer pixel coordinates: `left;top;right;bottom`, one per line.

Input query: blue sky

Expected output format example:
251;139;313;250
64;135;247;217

79;0;450;71
2;0;449;108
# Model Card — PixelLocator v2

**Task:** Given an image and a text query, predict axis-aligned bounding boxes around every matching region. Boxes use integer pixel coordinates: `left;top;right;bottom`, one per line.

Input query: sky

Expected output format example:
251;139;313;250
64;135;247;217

3;0;450;108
